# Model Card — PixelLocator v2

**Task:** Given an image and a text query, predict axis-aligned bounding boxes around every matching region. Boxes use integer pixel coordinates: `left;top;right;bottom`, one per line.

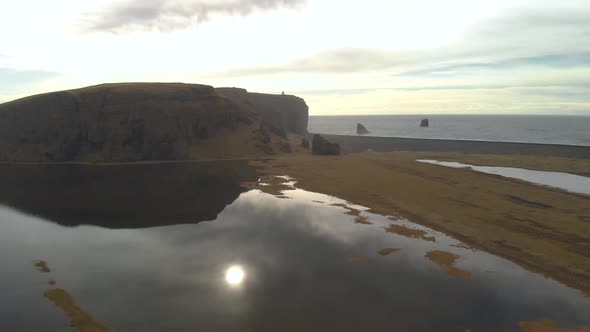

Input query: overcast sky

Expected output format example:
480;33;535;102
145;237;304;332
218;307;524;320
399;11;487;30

1;0;589;115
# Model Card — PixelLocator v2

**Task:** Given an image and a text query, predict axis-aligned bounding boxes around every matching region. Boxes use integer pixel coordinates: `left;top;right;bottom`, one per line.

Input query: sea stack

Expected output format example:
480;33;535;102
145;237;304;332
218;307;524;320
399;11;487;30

356;123;370;135
420;119;429;128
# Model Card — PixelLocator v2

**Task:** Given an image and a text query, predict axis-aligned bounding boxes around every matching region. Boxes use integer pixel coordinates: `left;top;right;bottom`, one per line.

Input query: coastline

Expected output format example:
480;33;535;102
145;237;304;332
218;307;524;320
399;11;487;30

1;134;590;302
2;133;589;295
3;134;590;165
318;134;590;159
255;150;590;297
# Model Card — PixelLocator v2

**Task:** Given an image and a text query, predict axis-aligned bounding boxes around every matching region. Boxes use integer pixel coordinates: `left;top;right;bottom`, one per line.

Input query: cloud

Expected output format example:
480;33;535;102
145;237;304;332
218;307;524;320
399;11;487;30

212;48;415;76
487;6;590;31
212;2;590;78
213;49;590;79
86;0;306;32
302;84;590;116
0;68;59;91
398;54;590;77
465;3;590;57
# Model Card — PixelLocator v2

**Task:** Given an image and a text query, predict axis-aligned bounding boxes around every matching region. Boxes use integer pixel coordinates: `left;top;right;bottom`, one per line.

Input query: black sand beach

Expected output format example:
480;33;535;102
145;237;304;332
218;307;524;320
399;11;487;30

318;134;590;159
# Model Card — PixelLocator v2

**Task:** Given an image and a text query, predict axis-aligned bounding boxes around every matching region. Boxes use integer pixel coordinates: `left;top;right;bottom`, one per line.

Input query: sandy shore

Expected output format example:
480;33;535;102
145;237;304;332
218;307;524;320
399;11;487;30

255;150;590;296
319;134;590;159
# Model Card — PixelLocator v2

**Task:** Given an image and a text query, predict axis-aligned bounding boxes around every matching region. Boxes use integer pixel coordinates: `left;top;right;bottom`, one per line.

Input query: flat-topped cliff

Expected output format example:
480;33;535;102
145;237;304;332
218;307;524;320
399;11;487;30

216;87;308;135
0;83;308;162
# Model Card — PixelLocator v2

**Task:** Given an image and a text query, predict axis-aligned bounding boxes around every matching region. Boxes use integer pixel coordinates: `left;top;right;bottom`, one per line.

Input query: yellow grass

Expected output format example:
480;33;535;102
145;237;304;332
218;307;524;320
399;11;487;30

253;151;590;296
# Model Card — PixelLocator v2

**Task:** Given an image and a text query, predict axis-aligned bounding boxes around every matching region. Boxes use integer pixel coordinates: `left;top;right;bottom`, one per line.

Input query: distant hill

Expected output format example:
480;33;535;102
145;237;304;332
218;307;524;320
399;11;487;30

0;83;309;162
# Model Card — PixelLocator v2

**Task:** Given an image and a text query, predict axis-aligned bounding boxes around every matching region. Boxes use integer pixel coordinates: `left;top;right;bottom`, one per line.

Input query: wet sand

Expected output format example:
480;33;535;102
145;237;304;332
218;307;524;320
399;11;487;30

255;151;590;296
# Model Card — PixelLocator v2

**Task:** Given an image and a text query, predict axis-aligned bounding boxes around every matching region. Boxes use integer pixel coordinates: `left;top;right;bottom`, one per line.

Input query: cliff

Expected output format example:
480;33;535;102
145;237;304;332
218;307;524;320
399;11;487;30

0;83;306;162
216;88;308;135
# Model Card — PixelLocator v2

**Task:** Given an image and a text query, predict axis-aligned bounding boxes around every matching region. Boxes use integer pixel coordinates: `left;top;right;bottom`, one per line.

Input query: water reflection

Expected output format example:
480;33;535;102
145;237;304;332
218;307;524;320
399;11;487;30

225;265;246;287
417;159;590;195
0;161;256;228
0;165;589;331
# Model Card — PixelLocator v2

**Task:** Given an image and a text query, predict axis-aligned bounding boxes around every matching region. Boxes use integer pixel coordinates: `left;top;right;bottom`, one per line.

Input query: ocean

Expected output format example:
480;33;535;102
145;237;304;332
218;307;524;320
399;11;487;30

308;115;590;147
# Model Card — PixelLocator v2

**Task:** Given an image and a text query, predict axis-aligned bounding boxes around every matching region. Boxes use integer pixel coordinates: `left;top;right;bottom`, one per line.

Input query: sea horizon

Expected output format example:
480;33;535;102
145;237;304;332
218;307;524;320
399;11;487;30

310;113;590;117
308;114;590;147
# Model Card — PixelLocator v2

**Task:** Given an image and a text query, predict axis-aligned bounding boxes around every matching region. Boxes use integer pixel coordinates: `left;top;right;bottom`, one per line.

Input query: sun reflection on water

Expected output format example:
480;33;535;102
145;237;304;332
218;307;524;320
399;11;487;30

225;265;245;287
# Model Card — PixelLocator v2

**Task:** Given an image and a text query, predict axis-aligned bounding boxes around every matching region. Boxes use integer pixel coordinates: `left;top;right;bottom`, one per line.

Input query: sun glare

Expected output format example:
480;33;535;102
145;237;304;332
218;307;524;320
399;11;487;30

225;265;245;286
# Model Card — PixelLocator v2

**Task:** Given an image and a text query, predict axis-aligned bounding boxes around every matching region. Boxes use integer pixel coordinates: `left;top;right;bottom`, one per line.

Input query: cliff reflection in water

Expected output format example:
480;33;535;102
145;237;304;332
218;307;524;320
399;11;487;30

0;161;256;228
0;163;589;332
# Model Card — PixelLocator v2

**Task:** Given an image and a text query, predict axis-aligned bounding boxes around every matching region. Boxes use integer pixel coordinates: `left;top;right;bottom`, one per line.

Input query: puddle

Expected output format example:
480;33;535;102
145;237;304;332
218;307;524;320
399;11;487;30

0;164;589;331
417;159;590;195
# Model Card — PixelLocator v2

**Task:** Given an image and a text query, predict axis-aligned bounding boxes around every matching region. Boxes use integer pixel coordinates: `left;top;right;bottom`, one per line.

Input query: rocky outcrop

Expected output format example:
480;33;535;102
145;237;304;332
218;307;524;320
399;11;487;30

0;83;299;162
312;134;340;155
420;119;429;127
357;123;370;135
216;88;308;135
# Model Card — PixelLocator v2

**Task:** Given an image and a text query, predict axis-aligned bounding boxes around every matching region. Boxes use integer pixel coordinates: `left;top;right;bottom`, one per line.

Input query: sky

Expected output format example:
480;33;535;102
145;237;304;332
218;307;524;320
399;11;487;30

1;0;589;115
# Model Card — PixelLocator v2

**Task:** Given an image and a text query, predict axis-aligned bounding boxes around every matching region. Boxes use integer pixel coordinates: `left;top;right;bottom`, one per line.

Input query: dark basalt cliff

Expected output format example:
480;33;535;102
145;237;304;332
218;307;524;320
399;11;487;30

216;87;309;135
0;83;309;162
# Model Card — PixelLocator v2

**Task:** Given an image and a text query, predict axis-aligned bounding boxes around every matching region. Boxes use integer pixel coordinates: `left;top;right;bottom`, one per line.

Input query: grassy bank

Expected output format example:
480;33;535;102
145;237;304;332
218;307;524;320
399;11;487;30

254;151;590;296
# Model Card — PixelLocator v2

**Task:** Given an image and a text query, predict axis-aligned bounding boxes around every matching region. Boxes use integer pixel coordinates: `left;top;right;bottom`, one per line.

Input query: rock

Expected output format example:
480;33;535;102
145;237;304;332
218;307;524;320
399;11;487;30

312;134;341;155
216;88;308;135
301;138;310;149
0;83;300;162
420;119;429;127
357;123;370;135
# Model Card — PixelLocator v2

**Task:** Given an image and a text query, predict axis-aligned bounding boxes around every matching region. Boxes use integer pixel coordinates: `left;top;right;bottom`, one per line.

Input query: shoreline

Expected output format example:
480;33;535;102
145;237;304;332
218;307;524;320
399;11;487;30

257;151;590;296
318;134;590;159
0;156;269;167
317;132;590;148
3;134;590;166
2;147;589;296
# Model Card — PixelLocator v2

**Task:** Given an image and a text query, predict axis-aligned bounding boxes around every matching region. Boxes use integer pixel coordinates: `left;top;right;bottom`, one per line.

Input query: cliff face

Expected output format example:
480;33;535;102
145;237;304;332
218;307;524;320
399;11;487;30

0;83;304;162
216;88;309;135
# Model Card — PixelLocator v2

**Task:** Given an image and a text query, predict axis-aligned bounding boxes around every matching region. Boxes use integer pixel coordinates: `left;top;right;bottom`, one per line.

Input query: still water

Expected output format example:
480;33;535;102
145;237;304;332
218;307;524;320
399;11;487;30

0;162;588;332
417;160;590;196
